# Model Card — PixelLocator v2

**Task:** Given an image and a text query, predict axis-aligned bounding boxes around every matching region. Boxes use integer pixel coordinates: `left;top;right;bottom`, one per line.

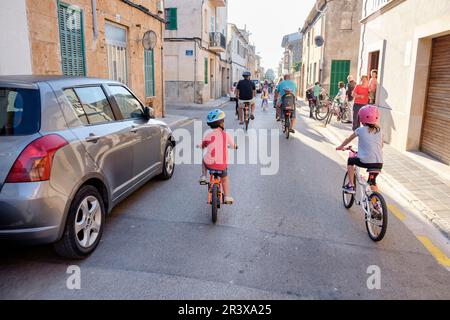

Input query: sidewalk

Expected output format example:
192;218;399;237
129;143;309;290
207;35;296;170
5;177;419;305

166;97;230;110
297;100;450;239
157;114;192;130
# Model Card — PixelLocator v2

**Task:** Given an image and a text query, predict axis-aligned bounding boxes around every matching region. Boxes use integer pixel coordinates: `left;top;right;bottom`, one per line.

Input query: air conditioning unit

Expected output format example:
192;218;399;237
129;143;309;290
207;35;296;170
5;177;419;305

157;0;164;14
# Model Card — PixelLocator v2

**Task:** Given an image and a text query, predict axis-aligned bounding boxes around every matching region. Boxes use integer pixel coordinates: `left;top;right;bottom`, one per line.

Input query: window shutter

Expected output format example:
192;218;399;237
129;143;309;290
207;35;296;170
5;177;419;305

58;2;86;76
204;58;208;84
166;8;177;30
145;49;155;97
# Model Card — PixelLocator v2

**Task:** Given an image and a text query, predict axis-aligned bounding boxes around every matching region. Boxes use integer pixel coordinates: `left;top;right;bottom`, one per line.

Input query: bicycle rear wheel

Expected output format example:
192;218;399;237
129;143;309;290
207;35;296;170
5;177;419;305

342;172;356;209
211;184;219;224
366;192;388;242
285;115;290;139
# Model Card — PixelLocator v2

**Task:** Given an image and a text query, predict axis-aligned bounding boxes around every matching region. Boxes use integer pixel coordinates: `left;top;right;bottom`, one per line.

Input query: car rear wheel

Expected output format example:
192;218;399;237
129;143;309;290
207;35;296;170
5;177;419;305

54;185;105;260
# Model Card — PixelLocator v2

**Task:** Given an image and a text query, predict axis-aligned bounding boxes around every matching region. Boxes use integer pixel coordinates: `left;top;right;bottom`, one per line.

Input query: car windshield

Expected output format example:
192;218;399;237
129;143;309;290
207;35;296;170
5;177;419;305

0;88;41;136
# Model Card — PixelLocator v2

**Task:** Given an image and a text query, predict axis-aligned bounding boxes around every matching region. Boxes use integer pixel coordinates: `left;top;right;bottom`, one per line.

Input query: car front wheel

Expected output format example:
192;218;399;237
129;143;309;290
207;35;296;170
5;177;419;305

54;185;105;260
158;142;175;180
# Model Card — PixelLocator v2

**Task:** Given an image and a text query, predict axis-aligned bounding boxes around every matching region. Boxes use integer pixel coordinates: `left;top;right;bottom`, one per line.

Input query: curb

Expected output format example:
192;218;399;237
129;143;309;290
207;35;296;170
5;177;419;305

317;117;450;240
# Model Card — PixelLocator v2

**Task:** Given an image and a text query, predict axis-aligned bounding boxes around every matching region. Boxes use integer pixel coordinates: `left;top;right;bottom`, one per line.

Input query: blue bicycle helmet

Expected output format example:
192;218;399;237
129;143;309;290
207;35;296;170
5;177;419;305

207;109;226;124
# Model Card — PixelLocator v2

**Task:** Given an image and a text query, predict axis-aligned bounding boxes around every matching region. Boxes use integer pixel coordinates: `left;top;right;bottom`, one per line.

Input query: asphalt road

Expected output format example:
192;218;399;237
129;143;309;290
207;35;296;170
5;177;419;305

1;98;449;300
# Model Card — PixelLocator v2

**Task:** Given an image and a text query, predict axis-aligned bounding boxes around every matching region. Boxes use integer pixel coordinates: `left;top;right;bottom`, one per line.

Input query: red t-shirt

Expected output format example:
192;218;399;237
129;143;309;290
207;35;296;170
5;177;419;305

353;85;369;105
202;128;235;171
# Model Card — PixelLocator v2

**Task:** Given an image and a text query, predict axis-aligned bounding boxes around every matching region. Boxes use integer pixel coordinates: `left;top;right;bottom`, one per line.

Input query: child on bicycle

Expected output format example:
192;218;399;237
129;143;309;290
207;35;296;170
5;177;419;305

199;109;237;205
336;105;384;194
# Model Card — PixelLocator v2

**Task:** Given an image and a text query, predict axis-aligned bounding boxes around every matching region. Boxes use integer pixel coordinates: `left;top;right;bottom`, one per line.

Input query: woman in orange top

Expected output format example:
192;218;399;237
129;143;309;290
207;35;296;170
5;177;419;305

352;75;370;131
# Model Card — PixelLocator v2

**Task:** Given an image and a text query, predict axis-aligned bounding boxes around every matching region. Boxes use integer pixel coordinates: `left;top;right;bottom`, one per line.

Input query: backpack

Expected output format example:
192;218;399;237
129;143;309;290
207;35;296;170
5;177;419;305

281;93;296;111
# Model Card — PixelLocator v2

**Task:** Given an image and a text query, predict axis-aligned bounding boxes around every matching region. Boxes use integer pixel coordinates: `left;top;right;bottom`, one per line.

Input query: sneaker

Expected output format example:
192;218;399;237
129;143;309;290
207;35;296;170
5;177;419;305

250;114;255;120
224;196;234;205
289;129;295;134
199;176;207;185
343;184;356;194
276;118;281;122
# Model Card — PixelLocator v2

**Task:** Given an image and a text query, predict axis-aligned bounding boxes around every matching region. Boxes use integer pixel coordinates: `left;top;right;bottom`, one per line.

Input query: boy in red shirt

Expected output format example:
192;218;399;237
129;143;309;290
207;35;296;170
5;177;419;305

199;109;237;205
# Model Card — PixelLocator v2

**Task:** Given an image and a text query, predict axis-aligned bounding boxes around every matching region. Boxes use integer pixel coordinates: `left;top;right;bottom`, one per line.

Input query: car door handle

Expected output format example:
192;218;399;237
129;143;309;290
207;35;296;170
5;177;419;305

85;134;101;143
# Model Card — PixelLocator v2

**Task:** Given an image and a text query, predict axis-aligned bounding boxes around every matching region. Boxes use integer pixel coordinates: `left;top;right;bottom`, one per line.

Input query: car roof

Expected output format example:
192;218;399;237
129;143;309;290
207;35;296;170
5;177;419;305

0;75;123;89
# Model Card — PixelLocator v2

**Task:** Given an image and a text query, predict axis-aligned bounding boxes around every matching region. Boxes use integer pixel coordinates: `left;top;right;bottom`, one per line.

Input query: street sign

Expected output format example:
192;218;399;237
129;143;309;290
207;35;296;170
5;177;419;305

186;50;194;56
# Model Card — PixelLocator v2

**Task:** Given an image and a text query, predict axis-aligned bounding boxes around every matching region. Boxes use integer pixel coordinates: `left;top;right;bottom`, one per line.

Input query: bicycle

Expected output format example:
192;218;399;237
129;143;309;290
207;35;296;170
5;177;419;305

325;100;351;127
199;146;238;224
281;103;296;140
341;146;388;242
315;94;331;121
241;100;252;132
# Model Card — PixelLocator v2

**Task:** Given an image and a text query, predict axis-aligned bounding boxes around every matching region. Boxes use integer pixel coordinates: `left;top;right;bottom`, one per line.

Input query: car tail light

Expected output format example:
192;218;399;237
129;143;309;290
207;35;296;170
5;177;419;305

6;134;69;183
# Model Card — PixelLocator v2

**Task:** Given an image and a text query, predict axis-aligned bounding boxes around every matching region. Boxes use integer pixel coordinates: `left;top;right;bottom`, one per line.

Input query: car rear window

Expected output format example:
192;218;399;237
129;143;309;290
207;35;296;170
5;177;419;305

0;88;40;136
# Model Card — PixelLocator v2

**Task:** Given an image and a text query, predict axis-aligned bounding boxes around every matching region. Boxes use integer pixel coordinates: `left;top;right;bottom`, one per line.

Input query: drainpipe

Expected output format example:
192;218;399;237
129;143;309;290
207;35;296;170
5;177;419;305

91;0;98;40
161;20;165;118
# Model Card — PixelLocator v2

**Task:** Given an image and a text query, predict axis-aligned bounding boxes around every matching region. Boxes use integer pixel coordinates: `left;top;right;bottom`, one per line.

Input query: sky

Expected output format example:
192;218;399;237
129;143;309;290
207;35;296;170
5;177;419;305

228;0;316;73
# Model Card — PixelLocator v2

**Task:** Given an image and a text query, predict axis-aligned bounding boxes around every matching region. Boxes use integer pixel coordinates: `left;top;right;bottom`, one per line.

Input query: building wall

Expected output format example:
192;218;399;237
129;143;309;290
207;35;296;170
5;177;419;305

164;0;228;104
25;0;165;115
0;0;33;75
359;0;450;152
322;0;362;94
228;24;248;85
301;0;361;95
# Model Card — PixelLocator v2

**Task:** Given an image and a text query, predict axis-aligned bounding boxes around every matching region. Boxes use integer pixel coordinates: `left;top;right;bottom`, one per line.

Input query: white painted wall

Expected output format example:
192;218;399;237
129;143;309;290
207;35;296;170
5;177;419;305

0;0;32;75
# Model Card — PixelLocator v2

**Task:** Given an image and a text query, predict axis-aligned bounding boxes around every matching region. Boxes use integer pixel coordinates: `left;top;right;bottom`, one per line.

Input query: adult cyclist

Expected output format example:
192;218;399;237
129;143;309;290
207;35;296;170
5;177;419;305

274;74;298;133
236;71;256;125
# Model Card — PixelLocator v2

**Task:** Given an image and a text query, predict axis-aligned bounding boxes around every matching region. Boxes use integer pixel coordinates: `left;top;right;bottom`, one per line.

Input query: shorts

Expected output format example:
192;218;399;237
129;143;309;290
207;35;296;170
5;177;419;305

204;162;228;177
348;158;383;171
281;106;297;119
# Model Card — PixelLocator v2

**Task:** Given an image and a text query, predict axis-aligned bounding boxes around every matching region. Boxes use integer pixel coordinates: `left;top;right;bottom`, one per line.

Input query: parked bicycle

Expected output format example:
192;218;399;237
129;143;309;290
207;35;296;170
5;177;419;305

315;93;332;121
325;100;351;127
341;146;388;242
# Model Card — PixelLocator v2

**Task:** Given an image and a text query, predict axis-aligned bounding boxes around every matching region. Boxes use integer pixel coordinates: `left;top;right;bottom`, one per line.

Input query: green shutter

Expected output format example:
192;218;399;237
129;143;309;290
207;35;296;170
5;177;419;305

330;60;350;97
145;49;155;97
58;2;86;76
166;8;177;30
204;58;208;84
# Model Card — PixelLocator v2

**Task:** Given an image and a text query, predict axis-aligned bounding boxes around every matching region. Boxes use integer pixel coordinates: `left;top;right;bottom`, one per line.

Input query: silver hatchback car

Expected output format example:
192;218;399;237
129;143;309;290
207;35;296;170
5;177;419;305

0;76;176;259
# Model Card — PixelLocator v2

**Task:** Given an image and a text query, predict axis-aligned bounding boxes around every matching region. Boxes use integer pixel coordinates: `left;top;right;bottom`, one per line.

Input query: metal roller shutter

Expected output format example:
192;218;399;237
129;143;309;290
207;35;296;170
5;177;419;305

421;35;450;165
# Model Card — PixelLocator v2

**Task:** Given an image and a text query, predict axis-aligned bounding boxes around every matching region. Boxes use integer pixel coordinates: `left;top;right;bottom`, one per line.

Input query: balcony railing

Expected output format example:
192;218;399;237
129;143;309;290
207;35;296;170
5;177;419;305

209;32;226;52
366;0;391;15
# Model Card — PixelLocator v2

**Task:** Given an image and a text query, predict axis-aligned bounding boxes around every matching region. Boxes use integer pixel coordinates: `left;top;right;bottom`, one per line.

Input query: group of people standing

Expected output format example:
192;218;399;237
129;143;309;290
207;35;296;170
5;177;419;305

307;69;379;131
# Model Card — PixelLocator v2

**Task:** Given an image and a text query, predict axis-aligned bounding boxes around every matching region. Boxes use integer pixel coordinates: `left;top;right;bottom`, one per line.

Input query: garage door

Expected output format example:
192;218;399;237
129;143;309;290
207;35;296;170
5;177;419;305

421;35;450;165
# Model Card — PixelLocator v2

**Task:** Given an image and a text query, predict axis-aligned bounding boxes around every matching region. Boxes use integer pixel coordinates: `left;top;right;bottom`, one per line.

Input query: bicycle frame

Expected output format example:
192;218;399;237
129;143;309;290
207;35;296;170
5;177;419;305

353;167;374;218
207;173;223;205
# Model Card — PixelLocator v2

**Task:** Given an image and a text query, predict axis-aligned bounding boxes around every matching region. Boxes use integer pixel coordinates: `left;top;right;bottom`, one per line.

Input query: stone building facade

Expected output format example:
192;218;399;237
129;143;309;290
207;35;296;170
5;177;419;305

227;23;250;85
300;0;362;97
164;0;229;104
0;0;166;116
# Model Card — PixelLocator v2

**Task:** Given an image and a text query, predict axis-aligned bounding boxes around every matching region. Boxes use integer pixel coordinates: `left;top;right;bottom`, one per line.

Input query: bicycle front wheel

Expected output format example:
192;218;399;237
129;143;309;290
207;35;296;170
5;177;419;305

342;172;356;209
366;192;388;242
285;115;291;139
211;184;219;224
316;103;329;121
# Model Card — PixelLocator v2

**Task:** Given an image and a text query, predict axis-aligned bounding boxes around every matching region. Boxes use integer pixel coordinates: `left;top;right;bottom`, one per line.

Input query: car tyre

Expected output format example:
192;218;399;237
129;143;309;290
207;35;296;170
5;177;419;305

158;142;175;180
53;185;105;260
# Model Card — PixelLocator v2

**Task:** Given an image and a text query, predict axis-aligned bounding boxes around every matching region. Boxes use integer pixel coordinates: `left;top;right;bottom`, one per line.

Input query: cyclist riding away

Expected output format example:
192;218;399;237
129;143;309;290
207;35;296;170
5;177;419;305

274;74;298;133
336;105;384;194
236;71;256;125
199;109;236;205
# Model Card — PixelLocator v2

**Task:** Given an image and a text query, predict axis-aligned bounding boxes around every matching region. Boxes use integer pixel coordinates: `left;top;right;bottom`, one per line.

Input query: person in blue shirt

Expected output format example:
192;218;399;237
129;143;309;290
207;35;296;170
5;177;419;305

274;74;298;133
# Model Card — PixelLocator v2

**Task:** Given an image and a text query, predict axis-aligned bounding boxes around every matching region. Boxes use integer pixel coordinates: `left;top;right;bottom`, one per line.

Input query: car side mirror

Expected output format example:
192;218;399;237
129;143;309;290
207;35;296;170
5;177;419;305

143;106;155;120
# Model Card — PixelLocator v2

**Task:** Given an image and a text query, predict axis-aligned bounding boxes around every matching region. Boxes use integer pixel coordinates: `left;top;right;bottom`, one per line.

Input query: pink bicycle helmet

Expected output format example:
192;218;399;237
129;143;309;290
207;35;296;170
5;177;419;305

359;105;379;125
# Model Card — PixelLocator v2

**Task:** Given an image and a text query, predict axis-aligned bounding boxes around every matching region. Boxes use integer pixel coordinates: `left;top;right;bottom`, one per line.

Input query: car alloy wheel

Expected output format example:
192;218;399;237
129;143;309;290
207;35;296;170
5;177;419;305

74;196;102;249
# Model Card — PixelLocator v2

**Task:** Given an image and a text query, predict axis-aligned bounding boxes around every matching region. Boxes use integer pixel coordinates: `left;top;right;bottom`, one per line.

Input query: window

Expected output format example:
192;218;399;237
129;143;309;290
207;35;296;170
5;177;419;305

109;86;144;120
165;8;177;30
58;2;86;76
106;23;128;84
204;58;208;84
64;89;88;125
74;87;115;124
0;88;41;136
144;49;155;97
